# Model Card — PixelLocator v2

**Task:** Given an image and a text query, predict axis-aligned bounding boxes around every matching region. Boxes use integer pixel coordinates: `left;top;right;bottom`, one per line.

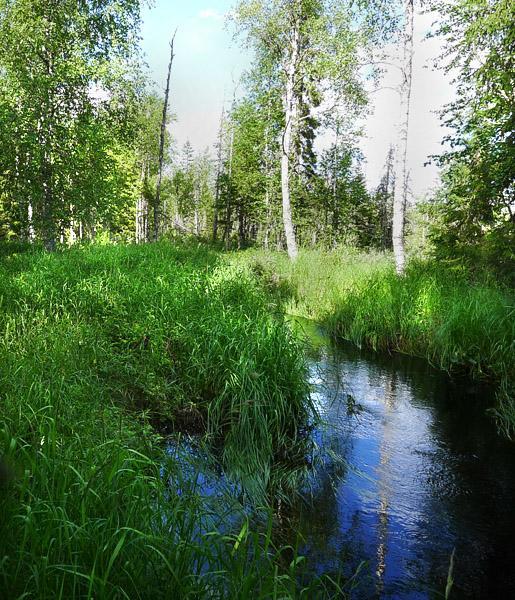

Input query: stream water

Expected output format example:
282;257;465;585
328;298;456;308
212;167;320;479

285;320;515;599
171;321;515;598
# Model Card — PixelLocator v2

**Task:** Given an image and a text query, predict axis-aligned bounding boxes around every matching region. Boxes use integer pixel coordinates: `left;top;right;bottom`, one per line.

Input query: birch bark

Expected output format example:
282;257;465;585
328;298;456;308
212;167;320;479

392;0;414;275
280;7;300;261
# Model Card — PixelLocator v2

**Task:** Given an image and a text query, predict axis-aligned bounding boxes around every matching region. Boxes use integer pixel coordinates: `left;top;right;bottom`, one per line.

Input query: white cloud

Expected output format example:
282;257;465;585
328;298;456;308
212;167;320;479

198;8;224;21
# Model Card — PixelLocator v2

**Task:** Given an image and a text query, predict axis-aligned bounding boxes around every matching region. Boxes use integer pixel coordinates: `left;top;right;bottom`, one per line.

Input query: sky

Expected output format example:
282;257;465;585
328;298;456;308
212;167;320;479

140;0;245;155
140;1;456;199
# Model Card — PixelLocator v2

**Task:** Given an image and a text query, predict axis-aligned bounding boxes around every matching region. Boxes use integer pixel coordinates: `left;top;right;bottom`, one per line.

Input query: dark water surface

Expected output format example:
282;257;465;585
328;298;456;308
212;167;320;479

288;321;515;599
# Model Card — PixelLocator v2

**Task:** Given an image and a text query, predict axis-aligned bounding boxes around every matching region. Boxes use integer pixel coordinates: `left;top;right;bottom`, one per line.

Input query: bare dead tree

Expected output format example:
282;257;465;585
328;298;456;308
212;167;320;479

153;30;177;242
213;106;225;242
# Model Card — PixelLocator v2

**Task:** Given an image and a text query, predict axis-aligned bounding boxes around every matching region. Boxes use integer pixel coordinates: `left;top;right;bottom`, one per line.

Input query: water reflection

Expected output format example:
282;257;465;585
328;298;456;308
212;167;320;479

288;326;515;599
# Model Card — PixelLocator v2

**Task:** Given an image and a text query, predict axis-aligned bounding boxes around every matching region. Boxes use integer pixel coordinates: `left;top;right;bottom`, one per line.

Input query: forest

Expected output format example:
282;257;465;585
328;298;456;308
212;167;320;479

0;0;513;598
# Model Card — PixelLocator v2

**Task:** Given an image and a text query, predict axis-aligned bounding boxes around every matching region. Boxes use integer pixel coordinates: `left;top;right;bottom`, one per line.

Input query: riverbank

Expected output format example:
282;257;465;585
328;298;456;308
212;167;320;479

1;241;512;597
0;242;330;598
239;248;515;437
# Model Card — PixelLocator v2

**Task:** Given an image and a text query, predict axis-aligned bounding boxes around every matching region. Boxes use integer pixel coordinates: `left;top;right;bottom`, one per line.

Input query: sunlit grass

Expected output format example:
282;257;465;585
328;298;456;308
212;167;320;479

0;241;337;599
3;239;511;598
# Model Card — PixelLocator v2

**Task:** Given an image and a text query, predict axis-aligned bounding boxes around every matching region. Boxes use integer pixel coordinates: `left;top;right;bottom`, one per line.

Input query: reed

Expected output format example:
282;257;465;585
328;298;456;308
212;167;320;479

0;241;333;599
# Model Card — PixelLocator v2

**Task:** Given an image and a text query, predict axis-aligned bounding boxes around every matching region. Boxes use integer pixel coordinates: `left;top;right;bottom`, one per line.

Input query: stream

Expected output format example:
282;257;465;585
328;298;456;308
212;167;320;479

171;321;515;599
285;320;515;598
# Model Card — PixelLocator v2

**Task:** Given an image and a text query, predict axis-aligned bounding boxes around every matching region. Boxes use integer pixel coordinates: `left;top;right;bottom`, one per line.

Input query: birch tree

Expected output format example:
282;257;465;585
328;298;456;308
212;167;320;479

280;1;302;259
233;0;374;260
392;0;414;275
0;0;143;249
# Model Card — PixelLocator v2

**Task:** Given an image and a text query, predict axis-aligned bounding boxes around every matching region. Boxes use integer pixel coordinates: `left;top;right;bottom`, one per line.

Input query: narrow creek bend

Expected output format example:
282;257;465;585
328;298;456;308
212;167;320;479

286;320;515;599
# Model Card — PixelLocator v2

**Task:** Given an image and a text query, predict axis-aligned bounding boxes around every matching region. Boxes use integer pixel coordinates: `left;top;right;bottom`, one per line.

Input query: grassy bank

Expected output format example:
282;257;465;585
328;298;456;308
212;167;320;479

240;249;515;436
0;242;333;599
2;241;512;597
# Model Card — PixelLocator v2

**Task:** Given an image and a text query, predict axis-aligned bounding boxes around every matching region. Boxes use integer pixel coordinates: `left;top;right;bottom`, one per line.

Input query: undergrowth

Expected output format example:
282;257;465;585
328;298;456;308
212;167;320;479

0;241;337;599
3;240;511;598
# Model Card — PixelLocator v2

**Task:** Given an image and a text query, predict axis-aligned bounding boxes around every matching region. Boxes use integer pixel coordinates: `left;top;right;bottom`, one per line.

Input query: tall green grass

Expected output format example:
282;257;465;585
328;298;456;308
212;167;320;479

240;248;515;436
0;241;335;599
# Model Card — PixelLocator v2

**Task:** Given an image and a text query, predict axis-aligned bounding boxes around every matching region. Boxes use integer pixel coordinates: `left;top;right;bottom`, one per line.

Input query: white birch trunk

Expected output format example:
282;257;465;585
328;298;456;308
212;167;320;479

136;163;146;243
69;205;76;245
392;0;414;275
27;203;35;243
136;197;142;243
280;10;300;261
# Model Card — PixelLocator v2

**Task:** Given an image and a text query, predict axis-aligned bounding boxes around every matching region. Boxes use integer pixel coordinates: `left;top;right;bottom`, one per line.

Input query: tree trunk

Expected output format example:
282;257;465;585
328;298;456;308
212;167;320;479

136;162;148;243
27;203;35;243
41;160;55;251
136;165;142;243
40;30;56;251
331;128;339;245
392;0;414;275
224;119;235;250
213;194;219;241
40;107;55;249
238;205;245;249
213;107;225;241
382;147;394;250
69;204;76;245
280;10;300;261
263;97;272;250
154;31;176;242
194;180;200;236
264;187;271;250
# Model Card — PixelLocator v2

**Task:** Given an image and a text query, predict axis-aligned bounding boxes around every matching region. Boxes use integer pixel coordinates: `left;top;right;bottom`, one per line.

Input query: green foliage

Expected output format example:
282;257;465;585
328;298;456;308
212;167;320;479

233;0;389;107
215;93;386;252
428;0;515;276
0;0;144;247
0;0;402;254
230;101;271;229
222;98;282;247
0;241;340;598
167;144;214;237
136;93;173;181
311;144;383;248
231;0;397;254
